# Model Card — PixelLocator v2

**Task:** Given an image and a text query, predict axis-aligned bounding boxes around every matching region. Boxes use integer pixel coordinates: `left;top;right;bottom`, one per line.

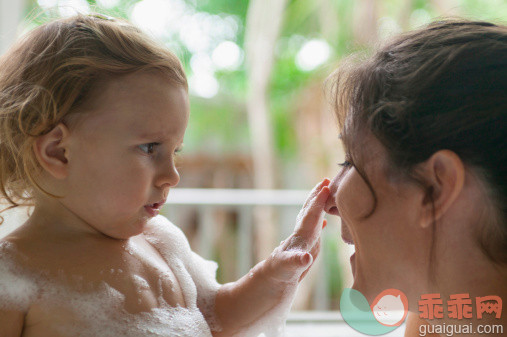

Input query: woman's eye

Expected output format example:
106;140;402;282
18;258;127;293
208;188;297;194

338;160;352;168
139;142;159;154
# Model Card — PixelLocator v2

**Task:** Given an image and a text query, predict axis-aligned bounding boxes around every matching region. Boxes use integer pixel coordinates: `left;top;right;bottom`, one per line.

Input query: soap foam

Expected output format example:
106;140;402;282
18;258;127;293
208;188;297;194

0;247;38;311
0;255;214;337
1;215;299;337
133;275;151;291
239;281;299;337
146;215;306;337
144;216;223;332
0;221;215;336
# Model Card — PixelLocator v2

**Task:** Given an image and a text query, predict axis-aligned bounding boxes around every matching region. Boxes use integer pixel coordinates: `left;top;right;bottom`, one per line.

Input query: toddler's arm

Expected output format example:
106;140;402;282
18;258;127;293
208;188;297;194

212;179;330;337
0;309;24;336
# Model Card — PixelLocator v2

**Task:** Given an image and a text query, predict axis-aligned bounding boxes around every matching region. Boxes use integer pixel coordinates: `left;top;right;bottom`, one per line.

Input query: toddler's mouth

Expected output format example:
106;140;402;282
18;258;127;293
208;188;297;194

144;199;166;216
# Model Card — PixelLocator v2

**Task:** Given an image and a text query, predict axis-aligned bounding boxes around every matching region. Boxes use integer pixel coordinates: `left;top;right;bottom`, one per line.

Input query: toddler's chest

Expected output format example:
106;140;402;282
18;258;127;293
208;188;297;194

109;255;189;313
23;255;204;337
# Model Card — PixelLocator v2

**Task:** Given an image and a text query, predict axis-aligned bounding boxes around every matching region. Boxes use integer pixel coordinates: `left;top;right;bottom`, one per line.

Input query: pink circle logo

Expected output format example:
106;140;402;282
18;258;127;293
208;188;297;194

371;289;409;327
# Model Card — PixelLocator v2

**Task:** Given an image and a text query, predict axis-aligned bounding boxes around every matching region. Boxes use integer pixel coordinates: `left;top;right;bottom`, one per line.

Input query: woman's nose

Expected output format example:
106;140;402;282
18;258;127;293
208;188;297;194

324;175;340;216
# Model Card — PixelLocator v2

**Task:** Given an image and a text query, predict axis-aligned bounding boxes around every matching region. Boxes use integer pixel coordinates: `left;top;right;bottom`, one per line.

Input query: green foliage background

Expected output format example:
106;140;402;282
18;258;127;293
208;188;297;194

25;0;507;169
20;0;507;309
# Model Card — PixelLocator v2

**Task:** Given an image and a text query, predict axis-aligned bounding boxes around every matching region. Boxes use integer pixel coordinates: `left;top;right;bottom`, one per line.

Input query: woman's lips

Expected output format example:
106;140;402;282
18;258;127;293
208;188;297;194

341;234;354;245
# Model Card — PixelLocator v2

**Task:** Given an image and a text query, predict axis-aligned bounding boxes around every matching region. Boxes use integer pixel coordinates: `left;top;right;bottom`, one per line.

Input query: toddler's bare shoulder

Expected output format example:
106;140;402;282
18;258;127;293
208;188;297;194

0;240;39;312
143;215;192;255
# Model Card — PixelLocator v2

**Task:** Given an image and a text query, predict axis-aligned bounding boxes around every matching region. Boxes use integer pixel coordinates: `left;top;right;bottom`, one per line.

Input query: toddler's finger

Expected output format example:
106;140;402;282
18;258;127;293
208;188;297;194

295;186;330;236
285;188;329;253
308;237;321;261
303;178;330;208
268;250;313;283
299;238;321;281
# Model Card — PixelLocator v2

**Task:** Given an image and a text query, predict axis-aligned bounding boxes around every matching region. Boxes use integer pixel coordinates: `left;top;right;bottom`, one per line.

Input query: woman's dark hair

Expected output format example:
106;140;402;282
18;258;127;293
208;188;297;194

329;19;506;264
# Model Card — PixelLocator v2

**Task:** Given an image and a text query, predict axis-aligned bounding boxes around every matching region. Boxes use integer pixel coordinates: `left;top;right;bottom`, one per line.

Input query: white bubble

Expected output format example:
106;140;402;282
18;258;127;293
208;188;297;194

133;275;150;290
0;258;38;311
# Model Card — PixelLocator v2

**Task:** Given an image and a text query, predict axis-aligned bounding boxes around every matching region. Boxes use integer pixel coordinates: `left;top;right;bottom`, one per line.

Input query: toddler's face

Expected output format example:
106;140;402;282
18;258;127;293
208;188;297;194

63;71;189;239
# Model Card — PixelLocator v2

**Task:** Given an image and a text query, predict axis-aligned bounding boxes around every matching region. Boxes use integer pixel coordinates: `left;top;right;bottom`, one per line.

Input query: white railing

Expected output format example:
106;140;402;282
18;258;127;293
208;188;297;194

164;188;339;310
285;311;405;336
165;188;309;274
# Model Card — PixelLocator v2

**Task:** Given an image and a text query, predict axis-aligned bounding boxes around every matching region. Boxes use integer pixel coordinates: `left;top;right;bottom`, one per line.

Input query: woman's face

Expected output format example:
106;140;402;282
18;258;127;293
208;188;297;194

325;132;432;304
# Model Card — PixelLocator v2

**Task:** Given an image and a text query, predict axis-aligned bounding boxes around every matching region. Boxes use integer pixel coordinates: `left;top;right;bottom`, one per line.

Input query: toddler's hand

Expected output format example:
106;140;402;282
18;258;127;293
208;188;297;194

264;179;330;284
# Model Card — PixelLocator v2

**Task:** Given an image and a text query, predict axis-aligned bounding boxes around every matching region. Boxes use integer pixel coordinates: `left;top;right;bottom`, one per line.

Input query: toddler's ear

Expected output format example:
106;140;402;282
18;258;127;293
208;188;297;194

33;123;70;179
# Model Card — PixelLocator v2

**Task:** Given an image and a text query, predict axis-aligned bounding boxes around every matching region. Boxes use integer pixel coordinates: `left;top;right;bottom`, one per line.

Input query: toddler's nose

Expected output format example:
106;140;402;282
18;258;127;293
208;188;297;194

156;162;180;188
324;175;340;216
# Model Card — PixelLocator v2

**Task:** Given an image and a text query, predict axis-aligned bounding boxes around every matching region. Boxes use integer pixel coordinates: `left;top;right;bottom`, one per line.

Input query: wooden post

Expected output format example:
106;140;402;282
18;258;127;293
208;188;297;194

244;0;288;261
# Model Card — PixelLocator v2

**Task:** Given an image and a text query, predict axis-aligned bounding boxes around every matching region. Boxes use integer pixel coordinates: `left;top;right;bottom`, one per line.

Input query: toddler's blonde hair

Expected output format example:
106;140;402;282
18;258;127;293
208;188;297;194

0;14;188;218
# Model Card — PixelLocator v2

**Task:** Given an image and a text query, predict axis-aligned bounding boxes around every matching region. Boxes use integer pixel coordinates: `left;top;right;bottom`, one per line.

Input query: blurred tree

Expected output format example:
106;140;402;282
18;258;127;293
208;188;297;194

244;0;288;259
353;0;379;45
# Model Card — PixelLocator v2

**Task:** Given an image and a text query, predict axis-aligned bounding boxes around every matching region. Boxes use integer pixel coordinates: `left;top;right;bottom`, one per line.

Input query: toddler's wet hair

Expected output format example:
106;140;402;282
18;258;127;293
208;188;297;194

0;14;187;218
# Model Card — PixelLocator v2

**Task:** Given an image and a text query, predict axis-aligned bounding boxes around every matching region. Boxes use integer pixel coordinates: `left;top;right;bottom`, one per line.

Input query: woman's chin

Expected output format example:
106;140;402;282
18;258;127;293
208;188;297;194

350;275;375;304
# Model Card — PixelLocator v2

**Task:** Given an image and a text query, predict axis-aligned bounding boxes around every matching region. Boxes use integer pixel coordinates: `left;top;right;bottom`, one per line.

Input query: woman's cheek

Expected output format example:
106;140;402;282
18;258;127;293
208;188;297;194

336;169;376;222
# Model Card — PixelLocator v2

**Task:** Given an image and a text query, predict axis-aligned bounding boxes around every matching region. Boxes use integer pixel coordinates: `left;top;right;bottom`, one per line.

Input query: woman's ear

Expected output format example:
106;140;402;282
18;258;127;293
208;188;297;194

418;150;465;228
33;123;71;180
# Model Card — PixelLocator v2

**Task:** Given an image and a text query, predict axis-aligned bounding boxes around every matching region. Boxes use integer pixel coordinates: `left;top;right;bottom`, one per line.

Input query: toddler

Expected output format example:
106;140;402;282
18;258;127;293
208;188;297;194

0;14;330;337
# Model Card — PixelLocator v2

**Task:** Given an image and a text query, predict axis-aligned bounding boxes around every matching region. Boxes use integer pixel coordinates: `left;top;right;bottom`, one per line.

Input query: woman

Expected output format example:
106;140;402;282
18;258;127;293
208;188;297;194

324;19;506;335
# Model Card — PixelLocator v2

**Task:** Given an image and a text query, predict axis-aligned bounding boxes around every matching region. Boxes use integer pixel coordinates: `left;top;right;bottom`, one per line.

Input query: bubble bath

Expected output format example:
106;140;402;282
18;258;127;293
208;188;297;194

0;216;299;336
0;217;219;337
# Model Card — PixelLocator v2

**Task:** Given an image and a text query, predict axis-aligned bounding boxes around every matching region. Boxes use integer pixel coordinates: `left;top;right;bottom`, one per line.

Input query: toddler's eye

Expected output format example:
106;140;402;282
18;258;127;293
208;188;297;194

173;146;183;165
139;142;159;154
